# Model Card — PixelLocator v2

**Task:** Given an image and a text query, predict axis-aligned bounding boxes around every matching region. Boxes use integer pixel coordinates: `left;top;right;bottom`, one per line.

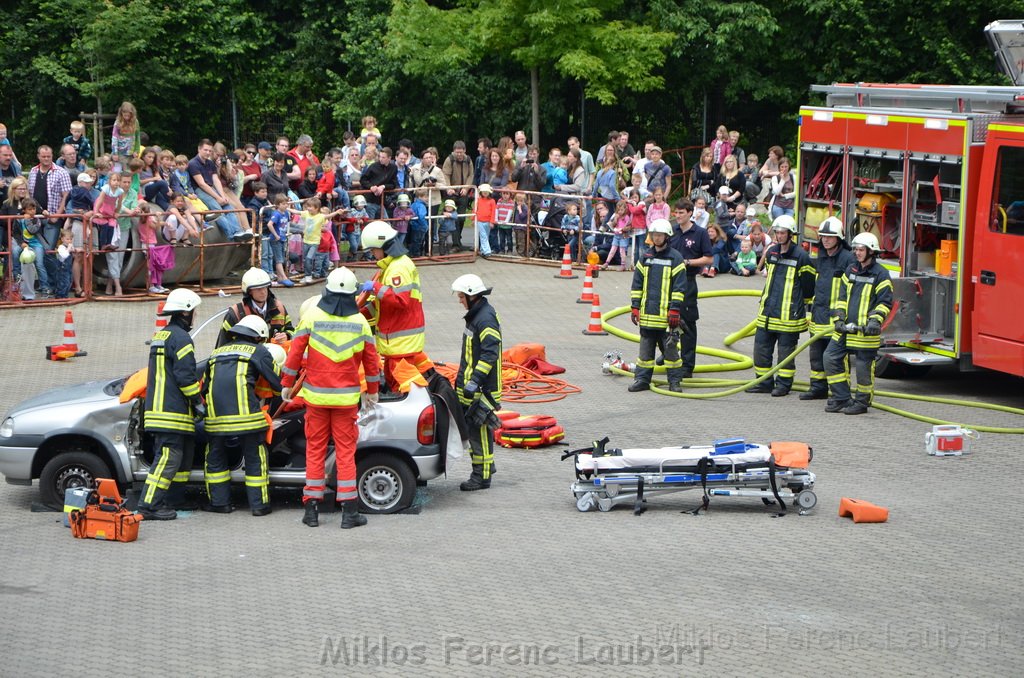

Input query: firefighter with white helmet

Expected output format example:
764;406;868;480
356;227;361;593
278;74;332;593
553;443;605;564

216;266;293;348
138;288;204;521
628;218;687;393
801;216;855;401
202;314;283;515
451;273;502;491
823;231;894;415
282;267;381;528
746;214;816;396
358;220;431;390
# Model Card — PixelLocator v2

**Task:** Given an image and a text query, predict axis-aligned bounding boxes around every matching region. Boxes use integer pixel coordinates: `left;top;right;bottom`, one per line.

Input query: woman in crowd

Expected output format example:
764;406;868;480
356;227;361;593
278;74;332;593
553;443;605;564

592;145;624;209
719;155;746;209
480;148;510;190
769;156;796;219
237;146;264;199
139;146;172;210
690;147;716;206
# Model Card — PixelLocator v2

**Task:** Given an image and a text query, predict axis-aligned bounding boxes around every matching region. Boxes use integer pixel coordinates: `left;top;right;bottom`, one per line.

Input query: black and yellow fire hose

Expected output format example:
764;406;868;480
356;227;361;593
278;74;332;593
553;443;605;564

601;290;1024;434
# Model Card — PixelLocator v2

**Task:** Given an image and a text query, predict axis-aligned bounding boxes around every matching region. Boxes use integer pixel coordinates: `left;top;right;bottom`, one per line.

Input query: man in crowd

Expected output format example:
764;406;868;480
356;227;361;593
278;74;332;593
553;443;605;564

28;145;72;293
442;141;475;250
188;139;251;241
288;134;319;190
360;146;399;218
668;199;713;380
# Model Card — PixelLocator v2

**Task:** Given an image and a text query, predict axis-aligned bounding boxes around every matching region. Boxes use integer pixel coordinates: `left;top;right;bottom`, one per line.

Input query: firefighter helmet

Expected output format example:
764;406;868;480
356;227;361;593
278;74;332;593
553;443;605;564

299;294;322;320
232;314;270;341
772;214;798;234
19;247;35;265
851;232;881;252
265;342;287;369
818;217;844;240
360;220;397;250
326;267;358;294
161;288;202;314
241;267;273;293
648;219;673;236
451;273;491;296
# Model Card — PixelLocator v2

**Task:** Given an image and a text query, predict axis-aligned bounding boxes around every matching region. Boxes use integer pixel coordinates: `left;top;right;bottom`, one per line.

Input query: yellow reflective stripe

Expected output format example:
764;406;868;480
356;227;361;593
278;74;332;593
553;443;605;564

180;381;201;397
205;470;231;483
176;344;194;360
235;361;247;420
173;471;189;482
153;348;166;412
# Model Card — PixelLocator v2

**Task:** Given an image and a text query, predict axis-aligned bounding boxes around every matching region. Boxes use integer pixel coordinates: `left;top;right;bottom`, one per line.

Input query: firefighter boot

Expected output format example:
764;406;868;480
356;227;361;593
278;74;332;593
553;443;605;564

825;398;851;413
340;500;367;529
627;380;650;393
137;505;177;521
460;464;491;491
668;380;683;393
799;389;829;401
302;500;319;527
843;400;869;415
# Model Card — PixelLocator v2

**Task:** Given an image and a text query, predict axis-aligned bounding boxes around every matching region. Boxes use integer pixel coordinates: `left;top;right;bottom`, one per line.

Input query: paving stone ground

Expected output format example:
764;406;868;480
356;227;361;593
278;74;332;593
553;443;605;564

1;259;1022;676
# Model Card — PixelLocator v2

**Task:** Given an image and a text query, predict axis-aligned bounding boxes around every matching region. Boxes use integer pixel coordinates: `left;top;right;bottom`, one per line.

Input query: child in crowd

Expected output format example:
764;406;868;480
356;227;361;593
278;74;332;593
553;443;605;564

512;192;529;256
170;154;207;219
298;198;344;283
315;207;338;278
731;238;757;276
344;194;369;259
262;194;294;284
94;156;112;190
713;185;734;225
626;191;647;265
164;192;201;245
360;116;381;143
621;171;650;203
391;193;414;247
65;172;95;296
246;181;271;241
316;151;339;206
108;172;141;296
561;201;582;259
408;190;429;257
439;199;458;255
18;198;47;298
495;190;515;255
704;223;728;277
63;121;93;165
646;187;670;224
474;184;496;258
93;171;124;252
137;202;174;294
604;200;632;271
54;228;75;299
693;196;710;230
0;123;21;173
742;152;760;200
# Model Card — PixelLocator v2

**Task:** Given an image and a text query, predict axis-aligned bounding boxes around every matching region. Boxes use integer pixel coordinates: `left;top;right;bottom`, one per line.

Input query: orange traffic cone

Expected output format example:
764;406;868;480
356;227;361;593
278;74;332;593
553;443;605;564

838;497;889;523
582;294;609;336
577;265;595;304
554;244;578;279
62;310;80;352
145;302;168;345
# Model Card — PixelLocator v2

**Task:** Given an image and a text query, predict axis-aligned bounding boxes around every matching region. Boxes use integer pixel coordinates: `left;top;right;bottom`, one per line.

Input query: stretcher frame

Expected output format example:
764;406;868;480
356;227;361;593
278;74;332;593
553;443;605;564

567;441;817;516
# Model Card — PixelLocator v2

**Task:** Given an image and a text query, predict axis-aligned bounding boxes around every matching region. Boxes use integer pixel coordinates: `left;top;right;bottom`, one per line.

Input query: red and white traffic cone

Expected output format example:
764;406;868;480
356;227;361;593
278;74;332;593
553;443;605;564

62;309;80;352
554;243;578;279
576;265;595;304
582;293;609;336
145;302;168;345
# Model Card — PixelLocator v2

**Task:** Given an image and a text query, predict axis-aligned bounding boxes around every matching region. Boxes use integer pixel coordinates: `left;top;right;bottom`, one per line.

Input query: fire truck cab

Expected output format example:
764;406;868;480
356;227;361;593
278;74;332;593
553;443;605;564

795;20;1024;378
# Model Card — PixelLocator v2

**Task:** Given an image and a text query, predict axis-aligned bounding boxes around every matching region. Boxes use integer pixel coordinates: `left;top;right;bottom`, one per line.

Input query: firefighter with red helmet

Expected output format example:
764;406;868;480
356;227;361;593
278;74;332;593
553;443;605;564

202;315;283;516
358;220;431;389
216;267;293;348
824;232;894;415
746;215;816;397
452;273;502;491
138;288;204;521
801;217;855;401
282;267;380;529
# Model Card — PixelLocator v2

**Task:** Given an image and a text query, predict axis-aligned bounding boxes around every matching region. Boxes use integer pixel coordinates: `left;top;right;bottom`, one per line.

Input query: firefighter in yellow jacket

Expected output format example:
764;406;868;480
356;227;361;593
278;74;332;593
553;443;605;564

202;315;283;516
138;288;204;521
824;232;894;415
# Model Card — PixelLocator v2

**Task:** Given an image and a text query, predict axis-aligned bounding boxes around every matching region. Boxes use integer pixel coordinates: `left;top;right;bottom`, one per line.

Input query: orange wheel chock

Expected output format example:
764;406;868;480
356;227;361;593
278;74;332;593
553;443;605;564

838;497;889;523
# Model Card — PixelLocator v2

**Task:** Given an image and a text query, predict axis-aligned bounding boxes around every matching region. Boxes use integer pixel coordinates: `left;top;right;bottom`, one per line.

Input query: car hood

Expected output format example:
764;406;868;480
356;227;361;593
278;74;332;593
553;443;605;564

7;377;125;416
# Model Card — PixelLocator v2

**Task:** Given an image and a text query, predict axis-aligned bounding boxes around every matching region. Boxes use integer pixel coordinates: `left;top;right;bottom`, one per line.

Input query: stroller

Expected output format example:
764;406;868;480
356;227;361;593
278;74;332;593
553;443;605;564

532;198;569;260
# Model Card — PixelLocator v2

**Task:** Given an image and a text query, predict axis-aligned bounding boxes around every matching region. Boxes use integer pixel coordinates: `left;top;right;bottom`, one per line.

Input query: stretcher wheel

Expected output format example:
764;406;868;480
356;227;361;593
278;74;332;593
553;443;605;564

576;493;595;512
795;490;817;510
596;495;613;512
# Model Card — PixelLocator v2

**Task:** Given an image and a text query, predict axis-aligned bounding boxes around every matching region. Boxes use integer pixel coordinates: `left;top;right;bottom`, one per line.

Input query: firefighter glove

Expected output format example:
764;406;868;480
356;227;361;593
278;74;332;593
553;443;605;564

668;309;680;329
630;307;639;326
464;380;479;396
865;319;882;336
834;319;846;334
362;391;379;407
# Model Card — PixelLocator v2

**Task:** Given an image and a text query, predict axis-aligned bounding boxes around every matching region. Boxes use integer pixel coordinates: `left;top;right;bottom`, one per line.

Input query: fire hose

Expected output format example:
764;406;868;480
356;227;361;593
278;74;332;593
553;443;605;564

600;290;1024;435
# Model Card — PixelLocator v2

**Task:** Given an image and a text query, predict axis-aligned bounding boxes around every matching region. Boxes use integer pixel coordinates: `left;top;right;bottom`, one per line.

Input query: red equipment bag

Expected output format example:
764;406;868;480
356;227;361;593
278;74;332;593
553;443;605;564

68;479;143;543
493;414;565;448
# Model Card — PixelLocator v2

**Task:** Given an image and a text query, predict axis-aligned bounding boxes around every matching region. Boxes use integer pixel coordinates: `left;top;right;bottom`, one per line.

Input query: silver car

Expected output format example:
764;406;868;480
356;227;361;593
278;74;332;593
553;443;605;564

0;362;461;514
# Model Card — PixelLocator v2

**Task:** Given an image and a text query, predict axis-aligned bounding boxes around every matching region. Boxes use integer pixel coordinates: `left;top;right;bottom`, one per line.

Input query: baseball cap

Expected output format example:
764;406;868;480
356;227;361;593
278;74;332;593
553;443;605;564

76;173;94;185
718;185;731;195
257;141;273;151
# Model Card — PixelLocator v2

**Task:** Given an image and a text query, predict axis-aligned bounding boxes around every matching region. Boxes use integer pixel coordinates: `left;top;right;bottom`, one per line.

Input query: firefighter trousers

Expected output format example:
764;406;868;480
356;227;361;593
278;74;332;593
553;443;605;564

139;432;194;510
205;432;269;510
304;405;359;505
824;337;876;405
752;327;801;390
635;327;683;385
468;422;494;481
806;335;829;394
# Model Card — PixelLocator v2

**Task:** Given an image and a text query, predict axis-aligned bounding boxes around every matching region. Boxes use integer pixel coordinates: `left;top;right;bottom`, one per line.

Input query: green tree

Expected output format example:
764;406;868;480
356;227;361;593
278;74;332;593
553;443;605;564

388;0;674;146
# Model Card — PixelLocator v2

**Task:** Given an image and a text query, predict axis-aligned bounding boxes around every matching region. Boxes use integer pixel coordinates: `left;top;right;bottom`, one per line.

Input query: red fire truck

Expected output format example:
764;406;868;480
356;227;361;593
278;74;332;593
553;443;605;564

795;20;1024;378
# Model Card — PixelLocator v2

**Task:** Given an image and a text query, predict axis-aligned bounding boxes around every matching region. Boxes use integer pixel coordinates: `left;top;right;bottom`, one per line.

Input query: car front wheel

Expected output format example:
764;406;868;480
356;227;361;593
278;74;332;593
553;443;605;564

357;453;416;514
39;451;112;508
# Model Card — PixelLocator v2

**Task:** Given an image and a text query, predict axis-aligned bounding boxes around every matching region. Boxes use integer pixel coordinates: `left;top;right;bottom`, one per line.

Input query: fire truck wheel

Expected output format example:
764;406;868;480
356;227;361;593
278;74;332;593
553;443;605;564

39;451;112;508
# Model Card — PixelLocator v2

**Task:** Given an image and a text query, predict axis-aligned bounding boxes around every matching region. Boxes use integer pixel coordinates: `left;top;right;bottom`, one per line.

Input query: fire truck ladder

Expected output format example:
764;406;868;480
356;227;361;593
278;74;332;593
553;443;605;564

811;83;1024;114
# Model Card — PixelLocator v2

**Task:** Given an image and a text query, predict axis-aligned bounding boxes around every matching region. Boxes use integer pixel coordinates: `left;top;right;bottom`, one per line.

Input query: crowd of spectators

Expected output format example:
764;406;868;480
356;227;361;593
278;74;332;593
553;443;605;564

0;104;793;299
